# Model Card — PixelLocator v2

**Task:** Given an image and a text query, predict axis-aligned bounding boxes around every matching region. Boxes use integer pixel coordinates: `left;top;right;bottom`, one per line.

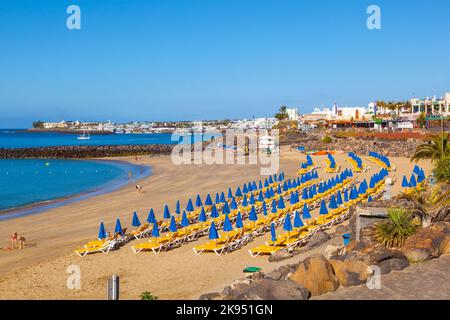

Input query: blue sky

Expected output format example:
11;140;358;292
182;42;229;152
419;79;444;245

1;0;449;128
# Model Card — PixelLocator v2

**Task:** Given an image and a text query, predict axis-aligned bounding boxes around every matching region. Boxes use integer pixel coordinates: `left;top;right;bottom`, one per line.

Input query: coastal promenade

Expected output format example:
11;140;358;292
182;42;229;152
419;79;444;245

315;254;450;300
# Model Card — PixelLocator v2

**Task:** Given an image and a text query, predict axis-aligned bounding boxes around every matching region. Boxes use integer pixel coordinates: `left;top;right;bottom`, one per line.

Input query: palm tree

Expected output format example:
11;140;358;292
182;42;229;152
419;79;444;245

411;132;450;162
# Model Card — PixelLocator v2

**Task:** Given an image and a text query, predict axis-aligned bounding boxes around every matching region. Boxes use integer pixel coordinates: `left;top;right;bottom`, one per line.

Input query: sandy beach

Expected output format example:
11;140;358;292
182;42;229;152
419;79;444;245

0;148;432;299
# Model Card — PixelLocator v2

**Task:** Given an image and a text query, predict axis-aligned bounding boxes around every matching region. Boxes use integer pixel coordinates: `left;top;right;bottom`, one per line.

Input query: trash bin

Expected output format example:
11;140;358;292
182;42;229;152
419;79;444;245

343;233;351;246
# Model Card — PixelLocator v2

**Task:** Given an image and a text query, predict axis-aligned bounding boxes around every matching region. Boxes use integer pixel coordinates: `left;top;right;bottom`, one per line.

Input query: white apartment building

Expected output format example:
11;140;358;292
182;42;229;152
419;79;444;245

410;93;450;116
309;104;368;120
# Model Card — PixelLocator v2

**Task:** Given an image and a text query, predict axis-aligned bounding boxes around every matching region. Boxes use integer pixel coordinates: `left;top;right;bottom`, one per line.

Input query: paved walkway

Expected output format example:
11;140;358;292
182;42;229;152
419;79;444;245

314;255;450;300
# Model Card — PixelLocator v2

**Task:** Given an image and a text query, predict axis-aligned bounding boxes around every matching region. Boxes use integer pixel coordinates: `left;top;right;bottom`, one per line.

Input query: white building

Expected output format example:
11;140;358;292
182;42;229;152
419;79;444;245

286;108;299;121
410;93;450;116
308;104;368;120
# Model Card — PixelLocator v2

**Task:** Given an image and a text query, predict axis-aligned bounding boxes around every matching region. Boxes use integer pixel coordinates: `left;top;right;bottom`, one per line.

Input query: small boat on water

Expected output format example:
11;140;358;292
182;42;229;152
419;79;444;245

77;131;91;140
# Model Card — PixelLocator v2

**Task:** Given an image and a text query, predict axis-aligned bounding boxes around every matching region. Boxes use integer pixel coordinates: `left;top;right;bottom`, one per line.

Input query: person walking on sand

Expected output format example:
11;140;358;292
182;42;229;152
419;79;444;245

10;232;18;249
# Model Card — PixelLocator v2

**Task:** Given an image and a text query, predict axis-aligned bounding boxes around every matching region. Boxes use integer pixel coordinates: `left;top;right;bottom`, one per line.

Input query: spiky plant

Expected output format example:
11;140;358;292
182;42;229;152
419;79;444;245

374;208;418;248
399;183;450;224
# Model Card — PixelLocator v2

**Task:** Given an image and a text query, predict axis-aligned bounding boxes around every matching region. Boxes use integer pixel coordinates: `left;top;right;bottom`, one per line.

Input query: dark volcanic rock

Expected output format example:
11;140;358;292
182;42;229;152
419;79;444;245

242;279;310;300
0;145;175;159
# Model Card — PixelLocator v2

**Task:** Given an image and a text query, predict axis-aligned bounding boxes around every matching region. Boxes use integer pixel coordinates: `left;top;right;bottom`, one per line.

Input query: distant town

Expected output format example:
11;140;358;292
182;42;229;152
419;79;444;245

31;92;450;134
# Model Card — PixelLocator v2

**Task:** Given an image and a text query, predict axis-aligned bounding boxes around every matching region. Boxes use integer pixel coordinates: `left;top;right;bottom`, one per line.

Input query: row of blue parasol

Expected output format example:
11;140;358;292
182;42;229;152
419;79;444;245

300;154;314;169
402;165;426;188
95;169;317;240
369;152;391;169
98;166;384;242
348;152;363;169
259;168;388;243
327;153;337;169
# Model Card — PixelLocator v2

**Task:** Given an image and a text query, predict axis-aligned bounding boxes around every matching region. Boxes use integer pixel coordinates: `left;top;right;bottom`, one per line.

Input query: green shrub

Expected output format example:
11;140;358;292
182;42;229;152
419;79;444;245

374;208;418;248
140;291;158;300
322;136;332;144
433;156;450;183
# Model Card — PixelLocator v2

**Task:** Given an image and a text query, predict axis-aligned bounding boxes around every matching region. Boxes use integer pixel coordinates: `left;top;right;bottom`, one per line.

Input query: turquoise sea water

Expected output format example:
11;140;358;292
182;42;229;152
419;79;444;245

0;130;215;149
0;129;217;217
0;159;147;215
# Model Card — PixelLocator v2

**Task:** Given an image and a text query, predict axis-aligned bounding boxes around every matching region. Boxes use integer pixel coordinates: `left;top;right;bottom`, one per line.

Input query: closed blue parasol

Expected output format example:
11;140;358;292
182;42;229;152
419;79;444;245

249;194;255;205
270;222;277;242
235;187;243;197
329;195;338;209
220;192;226;203
132;211;141;227
151;221;160;238
169;216;178;232
293;211;304;228
228;188;233;199
410;174;417;188
114;218;123;235
258;191;264;202
186;199;195;212
205;194;213;206
147;209;156;223
199;207;207;222
222;201;230;215
302;203;311;219
196;194;203;207
236;211;244;228
262;202;268;216
249;205;258;222
271;199;277;213
242;195;248;207
175;200;181;214
181;211;189;227
290;192;298;205
283;213;293;232
344;189;349;202
210;204;219;218
98;220;107;239
319;200;328;215
163;205;171;219
278;196;285;209
231;197;238;210
336;191;343;206
209;221;219;240
223;214;233;232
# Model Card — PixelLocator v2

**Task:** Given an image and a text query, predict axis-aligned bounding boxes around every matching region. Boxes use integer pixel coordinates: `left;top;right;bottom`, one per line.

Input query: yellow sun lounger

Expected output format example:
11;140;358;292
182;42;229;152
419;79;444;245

130;224;150;239
131;231;183;254
75;240;116;257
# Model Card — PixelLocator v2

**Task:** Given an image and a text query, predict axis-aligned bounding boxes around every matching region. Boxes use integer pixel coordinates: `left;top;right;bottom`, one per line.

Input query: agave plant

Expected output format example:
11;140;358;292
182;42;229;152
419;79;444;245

399;183;450;225
411;132;450;162
374;208;418;248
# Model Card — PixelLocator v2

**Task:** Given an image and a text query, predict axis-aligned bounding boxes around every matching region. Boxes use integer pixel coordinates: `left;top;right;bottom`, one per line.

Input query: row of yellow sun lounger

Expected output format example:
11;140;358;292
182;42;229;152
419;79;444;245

367;157;394;171
346;158;364;173
74;229;128;257
130;178;322;254
248;180;386;257
191;176;358;256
